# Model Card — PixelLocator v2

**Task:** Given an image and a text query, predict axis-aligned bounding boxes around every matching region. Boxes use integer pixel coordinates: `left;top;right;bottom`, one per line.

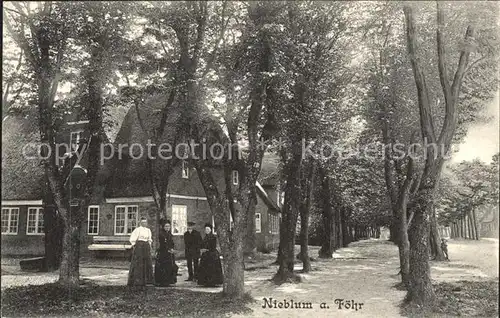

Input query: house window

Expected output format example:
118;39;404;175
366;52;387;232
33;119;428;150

172;205;187;235
269;214;272;234
181;161;189;179
232;170;239;185
255;213;261;233
70;130;83;151
114;205;138;235
88;206;99;235
270;214;279;234
1;208;19;234
27;207;44;235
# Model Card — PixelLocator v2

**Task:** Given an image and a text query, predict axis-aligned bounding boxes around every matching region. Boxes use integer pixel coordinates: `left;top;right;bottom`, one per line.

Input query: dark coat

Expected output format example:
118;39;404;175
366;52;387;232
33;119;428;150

159;230;175;252
155;229;178;286
202;233;217;252
184;229;202;259
197;233;223;286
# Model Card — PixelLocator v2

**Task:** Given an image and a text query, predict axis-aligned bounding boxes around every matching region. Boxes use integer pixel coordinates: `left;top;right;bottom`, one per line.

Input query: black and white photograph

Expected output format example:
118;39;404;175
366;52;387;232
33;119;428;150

1;1;499;317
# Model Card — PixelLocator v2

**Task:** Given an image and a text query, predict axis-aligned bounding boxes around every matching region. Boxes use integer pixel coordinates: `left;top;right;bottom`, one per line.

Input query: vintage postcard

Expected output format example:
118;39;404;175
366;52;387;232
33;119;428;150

2;1;498;317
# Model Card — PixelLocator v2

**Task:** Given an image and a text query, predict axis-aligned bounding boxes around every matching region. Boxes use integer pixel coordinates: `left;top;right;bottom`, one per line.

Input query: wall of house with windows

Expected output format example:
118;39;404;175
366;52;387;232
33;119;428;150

80;196;214;257
254;195;281;252
1;205;45;256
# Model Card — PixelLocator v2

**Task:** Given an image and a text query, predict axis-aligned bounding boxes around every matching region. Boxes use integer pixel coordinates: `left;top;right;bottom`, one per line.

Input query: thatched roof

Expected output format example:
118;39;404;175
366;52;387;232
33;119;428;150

1;115;45;200
104;92;184;198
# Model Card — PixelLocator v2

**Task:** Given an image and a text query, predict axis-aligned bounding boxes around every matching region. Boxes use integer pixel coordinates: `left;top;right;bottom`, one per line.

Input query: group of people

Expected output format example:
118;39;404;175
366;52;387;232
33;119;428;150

127;217;223;288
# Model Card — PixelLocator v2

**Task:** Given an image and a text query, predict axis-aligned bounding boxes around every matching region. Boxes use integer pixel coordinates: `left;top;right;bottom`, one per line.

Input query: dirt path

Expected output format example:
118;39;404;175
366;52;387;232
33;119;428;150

430;238;499;283
234;239;406;317
2;238;498;317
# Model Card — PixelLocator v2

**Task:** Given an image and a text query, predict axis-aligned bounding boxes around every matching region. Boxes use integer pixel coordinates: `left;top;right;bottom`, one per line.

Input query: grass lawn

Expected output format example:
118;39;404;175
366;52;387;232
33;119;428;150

401;280;499;317
1;282;253;317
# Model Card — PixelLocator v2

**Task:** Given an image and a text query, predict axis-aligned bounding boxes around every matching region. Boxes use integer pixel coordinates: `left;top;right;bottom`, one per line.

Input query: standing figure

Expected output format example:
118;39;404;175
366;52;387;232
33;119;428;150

127;217;154;287
197;223;223;287
441;238;449;260
155;219;178;286
184;221;202;281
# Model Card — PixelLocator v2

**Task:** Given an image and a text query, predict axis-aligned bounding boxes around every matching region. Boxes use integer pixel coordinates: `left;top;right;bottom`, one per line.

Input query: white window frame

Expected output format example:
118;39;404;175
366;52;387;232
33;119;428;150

171;205;187;235
269;214;272;234
114;205;138;235
229;199;237;231
70;130;83;151
87;205;100;235
230;207;234;231
181;161;189;179
211;215;217;235
26;207;44;235
1;207;19;235
232;170;239;185
255;213;261;233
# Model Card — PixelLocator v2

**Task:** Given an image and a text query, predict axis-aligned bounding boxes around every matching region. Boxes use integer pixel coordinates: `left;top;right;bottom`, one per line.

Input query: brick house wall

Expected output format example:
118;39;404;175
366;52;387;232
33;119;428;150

1;205;45;256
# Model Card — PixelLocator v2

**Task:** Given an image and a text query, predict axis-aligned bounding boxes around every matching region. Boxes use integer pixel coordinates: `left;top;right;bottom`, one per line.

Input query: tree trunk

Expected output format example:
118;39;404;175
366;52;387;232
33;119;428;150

274;220;284;265
465;214;470;239
156;191;166;248
298;204;311;272
195;164;247;297
274;195;301;284
318;173;335;258
221;220;245;297
398;205;410;288
463;215;467;239
471;209;479;240
341;208;349;247
407;195;436;306
58;208;81;288
335;204;343;248
467;213;473;239
389;219;400;244
273;152;302;284
43;206;63;271
43;180;63;272
244;200;257;256
429;205;446;261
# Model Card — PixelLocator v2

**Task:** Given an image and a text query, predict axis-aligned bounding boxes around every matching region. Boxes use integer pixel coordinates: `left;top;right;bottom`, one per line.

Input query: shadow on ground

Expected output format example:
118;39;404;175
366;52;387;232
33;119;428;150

1;283;253;317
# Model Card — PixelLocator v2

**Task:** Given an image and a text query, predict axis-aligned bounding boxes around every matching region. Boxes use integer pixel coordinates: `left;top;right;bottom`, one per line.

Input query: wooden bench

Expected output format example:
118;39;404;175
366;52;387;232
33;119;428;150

88;236;132;251
20;257;45;271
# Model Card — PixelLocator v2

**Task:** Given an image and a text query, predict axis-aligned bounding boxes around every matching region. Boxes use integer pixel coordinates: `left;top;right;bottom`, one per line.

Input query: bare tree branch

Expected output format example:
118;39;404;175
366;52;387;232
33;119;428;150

436;1;474;147
201;1;229;79
403;6;437;144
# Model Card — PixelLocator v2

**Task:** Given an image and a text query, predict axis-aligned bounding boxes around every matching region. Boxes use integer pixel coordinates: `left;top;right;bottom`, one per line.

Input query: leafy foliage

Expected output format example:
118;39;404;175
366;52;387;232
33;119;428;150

437;154;499;225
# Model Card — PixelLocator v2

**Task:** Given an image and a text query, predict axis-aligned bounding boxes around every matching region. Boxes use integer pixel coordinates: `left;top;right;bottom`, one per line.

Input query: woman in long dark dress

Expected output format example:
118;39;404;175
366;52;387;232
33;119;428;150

127;217;154;287
155;220;178;286
197;223;223;287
